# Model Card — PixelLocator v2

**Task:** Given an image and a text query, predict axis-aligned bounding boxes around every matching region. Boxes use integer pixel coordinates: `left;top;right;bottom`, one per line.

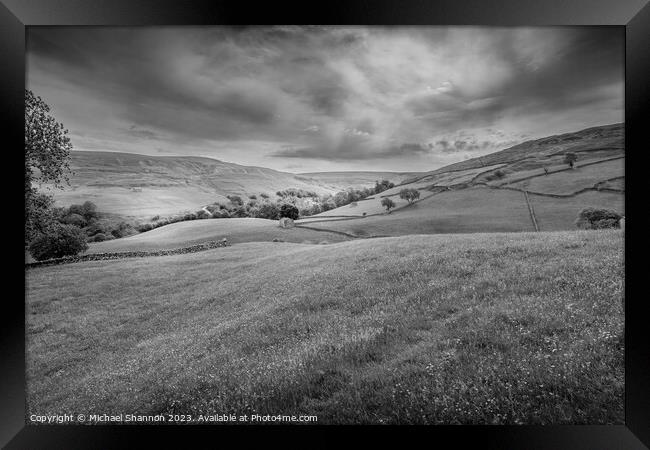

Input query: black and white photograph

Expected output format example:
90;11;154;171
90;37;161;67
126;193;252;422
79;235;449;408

24;25;625;425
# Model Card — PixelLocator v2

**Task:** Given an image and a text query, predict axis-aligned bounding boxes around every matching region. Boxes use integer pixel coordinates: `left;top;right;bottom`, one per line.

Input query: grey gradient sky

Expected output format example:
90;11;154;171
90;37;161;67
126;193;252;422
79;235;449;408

27;26;623;173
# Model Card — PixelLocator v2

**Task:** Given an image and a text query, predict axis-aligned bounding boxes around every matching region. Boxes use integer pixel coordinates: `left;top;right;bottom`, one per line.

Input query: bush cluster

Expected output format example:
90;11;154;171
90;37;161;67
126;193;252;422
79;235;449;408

28;223;89;261
575;207;622;230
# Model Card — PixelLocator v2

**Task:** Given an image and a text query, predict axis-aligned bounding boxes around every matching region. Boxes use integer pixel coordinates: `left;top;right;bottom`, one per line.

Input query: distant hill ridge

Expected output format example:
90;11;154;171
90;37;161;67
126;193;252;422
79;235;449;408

408;123;623;182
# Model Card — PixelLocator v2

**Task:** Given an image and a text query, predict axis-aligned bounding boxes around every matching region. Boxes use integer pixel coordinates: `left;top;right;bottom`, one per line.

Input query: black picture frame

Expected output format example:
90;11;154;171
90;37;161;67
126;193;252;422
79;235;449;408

2;0;648;447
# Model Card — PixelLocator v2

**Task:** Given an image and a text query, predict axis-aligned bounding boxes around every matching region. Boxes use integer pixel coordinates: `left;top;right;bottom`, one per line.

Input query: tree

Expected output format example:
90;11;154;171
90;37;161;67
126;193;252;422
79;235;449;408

256;202;280;220
279;203;300;220
399;188;421;204
61;213;87;228
195;209;210;219
308;203;322;216
227;195;243;206
66;201;98;224
80;201;99;222
321;197;337;211
25;191;56;243
25;90;73;244
333;191;350;207
28;223;88;261
374;179;395;194
564;152;578;169
381;197;396;212
111;221;136;238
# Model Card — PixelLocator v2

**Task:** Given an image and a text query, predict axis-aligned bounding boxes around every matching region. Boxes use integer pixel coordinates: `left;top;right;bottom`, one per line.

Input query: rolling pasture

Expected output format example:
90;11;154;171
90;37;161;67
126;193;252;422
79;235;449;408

26;231;624;424
86;218;351;253
303;123;624;235
301;187;535;236
508;158;624;195
26;123;625;425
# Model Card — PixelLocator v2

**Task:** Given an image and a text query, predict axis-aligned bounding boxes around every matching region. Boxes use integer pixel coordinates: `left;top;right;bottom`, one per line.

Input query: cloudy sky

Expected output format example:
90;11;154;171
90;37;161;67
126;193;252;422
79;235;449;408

27;26;623;173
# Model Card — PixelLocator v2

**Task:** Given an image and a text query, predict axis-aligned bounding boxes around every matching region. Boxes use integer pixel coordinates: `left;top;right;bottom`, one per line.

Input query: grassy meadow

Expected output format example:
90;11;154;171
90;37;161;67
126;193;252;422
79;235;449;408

303;187;535;237
26;230;624;424
509;159;624;195
85;218;351;253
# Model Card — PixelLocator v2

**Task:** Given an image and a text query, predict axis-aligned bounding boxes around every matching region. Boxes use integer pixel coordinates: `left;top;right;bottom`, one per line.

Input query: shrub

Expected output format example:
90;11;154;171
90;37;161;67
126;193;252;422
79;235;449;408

151;215;160;221
137;223;154;232
111;221;137;238
89;233;109;242
229;206;248;218
575;207;622;229
85;221;107;236
61;213;87;227
28;223;88;261
227;195;243;206
248;194;257;200
195;209;210;219
494;169;506;178
260;193;269;199
206;204;222;215
279;203;300;220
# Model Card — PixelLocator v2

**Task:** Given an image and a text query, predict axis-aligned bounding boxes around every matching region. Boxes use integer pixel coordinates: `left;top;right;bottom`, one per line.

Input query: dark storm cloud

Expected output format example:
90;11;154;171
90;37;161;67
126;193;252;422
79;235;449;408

27;26;623;171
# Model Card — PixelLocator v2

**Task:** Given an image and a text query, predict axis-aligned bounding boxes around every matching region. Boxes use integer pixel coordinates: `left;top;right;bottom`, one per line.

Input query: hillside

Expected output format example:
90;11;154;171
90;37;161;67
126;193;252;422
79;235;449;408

85;218;352;253
44;151;419;218
404;123;623;184
298;171;418;188
26;230;624;424
301;123;624;235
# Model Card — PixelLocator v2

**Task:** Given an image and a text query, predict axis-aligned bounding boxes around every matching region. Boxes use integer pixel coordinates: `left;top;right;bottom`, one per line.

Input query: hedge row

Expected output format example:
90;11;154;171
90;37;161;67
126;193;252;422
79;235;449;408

26;239;230;268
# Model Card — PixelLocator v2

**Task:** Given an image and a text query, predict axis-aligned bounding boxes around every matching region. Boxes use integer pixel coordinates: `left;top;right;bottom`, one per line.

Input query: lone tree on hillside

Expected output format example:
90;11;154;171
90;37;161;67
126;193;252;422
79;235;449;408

564;152;578;169
381;197;396;213
399;188;421;204
25;89;73;245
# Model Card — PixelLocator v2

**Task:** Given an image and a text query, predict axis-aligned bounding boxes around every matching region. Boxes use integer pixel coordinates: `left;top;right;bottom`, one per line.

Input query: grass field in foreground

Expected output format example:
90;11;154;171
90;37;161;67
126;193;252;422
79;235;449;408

26;230;624;424
85;218;351;253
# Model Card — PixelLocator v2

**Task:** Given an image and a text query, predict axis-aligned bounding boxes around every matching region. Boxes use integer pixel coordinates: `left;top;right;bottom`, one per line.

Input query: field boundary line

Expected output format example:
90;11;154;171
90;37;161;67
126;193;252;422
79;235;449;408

523;191;540;232
26;239;231;268
294;225;365;238
496;155;624;187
